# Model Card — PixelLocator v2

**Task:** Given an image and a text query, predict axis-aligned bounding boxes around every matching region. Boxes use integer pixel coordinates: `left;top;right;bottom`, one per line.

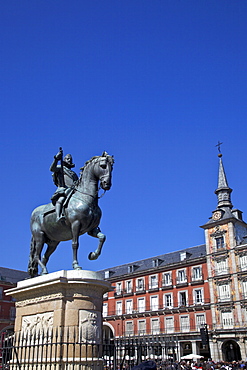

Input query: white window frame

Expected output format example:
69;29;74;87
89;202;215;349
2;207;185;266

116;301;123;315
192;266;202;281
222;311;234;329
218;283;231;302
126;321;134;336
177;269;187;283
103;303;108;317
163;272;172;286
149;274;158;289
164;293;173;308
138;319;146;335
178;290;188;306
150;295;159;311
193;288;204;305
215;259;228;275
180;315;190;332
240;255;247;271
136;278;145;292
126;299;133;314
165;316;174;334
116;282;122;295
137;297;145;313
151;318;160;334
195;313;205;331
125;280;132;293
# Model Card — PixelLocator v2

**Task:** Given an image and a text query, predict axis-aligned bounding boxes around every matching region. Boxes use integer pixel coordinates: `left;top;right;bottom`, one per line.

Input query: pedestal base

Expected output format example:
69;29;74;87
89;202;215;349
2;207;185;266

5;270;111;370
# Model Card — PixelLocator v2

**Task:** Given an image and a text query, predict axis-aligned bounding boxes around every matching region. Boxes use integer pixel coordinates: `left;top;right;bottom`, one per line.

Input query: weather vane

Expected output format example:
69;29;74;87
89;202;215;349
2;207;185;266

215;141;223;157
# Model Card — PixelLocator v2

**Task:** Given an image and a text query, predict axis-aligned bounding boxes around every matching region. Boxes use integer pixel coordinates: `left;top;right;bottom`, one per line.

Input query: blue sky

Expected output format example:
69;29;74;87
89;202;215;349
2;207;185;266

1;1;247;275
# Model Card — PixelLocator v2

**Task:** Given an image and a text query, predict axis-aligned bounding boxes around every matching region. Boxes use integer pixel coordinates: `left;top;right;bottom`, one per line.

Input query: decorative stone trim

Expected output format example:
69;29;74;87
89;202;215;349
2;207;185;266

16;293;63;307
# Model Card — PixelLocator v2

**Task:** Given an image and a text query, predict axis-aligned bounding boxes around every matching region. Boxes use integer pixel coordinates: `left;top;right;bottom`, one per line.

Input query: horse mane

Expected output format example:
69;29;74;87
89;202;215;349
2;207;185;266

77;152;114;183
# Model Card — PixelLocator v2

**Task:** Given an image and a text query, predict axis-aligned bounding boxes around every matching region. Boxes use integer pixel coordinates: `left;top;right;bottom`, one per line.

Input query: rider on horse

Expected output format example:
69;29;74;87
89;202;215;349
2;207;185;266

50;149;78;222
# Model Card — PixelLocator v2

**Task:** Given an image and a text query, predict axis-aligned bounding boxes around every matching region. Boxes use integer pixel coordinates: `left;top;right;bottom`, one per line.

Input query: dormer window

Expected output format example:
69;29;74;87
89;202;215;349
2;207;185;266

180;252;187;261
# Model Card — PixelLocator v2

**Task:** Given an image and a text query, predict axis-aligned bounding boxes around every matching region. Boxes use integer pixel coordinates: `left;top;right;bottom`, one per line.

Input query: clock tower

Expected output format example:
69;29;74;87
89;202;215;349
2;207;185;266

201;152;247;361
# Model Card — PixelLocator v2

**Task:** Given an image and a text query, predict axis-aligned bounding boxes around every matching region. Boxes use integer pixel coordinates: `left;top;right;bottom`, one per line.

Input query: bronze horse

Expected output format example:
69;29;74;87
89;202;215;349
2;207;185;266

28;152;114;277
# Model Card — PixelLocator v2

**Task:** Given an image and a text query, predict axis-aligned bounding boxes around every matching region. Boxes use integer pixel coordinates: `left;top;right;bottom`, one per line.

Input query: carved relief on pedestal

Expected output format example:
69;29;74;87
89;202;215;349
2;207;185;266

79;310;101;344
22;311;54;338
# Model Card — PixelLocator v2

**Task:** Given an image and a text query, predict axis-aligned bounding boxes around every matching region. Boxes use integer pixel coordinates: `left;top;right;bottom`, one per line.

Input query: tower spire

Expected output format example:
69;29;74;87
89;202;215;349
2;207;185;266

215;150;233;209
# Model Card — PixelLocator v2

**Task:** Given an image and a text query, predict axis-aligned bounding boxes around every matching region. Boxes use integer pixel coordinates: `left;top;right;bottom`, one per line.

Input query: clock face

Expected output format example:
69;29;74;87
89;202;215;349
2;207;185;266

213;211;222;220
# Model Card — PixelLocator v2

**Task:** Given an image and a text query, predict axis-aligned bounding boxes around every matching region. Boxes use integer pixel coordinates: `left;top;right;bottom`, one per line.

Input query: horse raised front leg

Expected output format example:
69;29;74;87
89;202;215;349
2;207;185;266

88;227;106;260
71;220;82;270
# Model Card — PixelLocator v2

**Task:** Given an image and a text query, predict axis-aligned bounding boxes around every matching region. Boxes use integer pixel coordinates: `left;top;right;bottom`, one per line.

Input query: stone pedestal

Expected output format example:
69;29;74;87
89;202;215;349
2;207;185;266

5;270;111;370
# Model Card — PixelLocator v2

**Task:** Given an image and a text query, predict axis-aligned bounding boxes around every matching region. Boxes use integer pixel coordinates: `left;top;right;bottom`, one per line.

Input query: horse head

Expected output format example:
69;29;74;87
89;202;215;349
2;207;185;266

95;151;114;191
79;151;114;192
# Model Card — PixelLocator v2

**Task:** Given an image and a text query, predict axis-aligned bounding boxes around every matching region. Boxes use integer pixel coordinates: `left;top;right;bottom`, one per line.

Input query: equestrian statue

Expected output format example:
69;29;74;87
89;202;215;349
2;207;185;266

28;148;114;278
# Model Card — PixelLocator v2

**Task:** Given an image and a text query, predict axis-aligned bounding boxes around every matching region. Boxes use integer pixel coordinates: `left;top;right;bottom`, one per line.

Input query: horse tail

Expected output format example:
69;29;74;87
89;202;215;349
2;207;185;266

28;236;38;278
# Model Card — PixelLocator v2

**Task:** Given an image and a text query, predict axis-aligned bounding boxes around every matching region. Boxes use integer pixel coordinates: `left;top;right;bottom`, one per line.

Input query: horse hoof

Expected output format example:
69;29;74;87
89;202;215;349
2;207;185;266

88;252;98;261
73;263;82;270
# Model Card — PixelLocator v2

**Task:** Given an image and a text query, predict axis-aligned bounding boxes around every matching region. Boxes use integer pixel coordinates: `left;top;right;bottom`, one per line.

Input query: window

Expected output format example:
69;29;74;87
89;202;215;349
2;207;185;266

136;278;144;292
137;297;145;312
222;311;234;328
10;307;16;320
103;303;108;317
240;255;247;271
194;289;203;304
126;321;133;335
116;301;122;315
138;320;146;334
215;259;228;275
177;269;187;283
150;296;159;311
242;280;247;299
192;266;202;281
151;318;160;334
180;252;187;261
180;315;190;332
103;292;108;299
0;287;3;300
149;275;158;289
195;314;205;331
216;236;225;249
126;300;133;314
164;293;173;308
179;291;187;306
165;317;174;333
163;272;172;286
116;282;122;295
125;280;132;293
218;283;231;302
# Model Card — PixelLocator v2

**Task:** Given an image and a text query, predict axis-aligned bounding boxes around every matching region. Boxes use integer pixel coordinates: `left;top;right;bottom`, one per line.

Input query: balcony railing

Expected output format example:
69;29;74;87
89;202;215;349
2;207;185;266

176;277;188;286
105;298;211;317
214;267;230;276
217;295;233;303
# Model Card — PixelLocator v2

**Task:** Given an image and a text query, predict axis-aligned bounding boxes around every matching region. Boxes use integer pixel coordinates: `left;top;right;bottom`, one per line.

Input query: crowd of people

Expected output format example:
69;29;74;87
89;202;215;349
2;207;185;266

158;360;247;370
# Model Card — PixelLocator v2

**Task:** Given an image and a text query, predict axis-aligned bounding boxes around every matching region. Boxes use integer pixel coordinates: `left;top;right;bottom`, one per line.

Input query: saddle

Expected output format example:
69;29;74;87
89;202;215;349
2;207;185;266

43;188;75;219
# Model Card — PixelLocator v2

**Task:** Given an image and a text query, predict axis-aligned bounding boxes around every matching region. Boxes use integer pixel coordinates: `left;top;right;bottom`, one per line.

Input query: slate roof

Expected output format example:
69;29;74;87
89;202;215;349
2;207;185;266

98;244;206;280
0;267;29;284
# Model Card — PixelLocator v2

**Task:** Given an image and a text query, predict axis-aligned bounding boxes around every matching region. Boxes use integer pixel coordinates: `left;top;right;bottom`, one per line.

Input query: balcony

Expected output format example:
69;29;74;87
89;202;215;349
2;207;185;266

191;273;204;285
123;289;133;296
214;268;230;276
217;295;233;303
238;264;247;273
135;286;146;294
176;276;188;287
148;284;159;293
161;280;173;290
114;290;123;298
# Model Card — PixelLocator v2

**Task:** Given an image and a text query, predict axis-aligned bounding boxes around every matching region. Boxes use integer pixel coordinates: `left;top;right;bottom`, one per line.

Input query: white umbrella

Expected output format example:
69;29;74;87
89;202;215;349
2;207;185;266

181;354;203;360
